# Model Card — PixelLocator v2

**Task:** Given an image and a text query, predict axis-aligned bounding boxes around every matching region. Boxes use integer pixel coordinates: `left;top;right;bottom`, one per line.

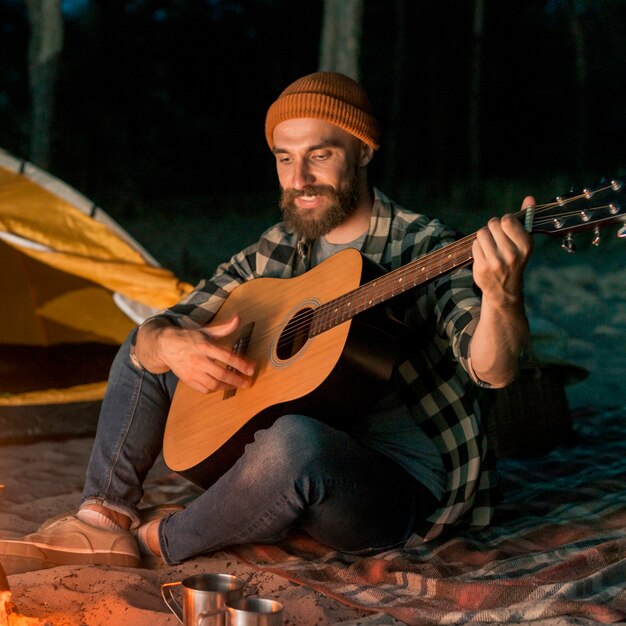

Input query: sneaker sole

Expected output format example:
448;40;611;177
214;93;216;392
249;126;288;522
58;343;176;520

0;539;140;568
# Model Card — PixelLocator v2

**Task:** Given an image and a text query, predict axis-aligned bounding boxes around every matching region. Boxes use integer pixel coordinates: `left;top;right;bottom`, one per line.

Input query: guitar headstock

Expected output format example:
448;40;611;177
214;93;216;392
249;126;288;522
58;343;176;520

524;179;626;250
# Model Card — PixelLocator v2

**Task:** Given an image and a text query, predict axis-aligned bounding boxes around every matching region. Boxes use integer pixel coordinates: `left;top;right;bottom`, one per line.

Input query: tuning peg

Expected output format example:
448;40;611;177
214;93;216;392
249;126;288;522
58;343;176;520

561;233;576;253
617;224;626;238
592;226;601;246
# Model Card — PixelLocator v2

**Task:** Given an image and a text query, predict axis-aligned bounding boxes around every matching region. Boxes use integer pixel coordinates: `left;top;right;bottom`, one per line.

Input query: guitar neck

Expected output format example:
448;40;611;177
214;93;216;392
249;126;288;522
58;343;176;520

309;234;477;337
309;178;626;337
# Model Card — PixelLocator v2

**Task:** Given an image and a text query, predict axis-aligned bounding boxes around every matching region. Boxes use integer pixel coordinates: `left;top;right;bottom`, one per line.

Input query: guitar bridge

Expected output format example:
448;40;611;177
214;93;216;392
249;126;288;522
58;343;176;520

223;322;254;400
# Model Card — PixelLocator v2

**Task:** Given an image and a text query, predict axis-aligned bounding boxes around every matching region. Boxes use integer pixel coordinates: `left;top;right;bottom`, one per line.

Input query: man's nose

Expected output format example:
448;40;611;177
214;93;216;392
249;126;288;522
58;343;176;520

292;159;314;190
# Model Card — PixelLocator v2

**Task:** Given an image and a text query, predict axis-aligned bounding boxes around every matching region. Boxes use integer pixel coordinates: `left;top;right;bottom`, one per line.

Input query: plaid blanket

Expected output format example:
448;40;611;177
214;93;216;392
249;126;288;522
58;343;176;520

230;407;626;625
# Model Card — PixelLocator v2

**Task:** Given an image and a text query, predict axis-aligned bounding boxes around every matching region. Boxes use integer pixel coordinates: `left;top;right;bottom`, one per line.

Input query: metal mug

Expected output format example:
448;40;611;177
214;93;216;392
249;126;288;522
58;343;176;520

161;573;247;626
198;596;283;626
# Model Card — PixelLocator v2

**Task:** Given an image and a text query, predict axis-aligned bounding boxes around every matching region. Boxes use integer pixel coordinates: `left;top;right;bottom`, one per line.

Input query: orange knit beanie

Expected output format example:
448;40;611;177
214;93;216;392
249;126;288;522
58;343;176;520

265;72;380;150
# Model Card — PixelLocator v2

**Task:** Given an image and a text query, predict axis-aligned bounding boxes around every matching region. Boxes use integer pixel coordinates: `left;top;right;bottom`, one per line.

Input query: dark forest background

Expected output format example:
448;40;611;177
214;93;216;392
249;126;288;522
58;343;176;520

1;0;626;281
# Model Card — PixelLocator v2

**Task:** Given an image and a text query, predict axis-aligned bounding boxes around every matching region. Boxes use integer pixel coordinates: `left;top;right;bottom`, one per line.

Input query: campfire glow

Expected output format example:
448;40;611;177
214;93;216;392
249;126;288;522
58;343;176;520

1;557;50;626
0;492;50;626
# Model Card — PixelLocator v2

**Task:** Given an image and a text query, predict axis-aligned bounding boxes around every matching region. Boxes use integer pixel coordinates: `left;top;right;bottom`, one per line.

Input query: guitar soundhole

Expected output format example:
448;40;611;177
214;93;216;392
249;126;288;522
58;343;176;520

276;307;314;361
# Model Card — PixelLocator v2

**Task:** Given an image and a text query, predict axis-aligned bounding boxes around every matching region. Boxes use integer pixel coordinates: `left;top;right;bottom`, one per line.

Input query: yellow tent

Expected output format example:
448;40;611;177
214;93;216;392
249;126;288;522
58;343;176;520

0;148;192;411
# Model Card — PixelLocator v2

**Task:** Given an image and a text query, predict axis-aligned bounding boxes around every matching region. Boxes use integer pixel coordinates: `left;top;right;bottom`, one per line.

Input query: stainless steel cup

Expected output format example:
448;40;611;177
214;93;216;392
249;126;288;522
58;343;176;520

198;596;283;626
161;573;247;626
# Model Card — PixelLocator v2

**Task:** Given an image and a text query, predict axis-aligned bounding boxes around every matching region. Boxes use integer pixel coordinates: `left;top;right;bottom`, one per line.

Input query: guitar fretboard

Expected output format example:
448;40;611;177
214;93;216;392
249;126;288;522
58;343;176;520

308;179;625;338
309;237;475;337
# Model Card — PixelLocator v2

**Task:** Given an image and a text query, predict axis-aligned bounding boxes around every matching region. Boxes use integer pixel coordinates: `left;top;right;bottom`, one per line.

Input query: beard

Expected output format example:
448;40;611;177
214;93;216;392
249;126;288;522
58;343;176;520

279;173;360;240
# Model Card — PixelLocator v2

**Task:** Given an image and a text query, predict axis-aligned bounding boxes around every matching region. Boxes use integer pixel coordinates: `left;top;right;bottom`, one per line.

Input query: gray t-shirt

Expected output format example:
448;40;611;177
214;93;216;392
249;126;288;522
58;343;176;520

311;235;446;500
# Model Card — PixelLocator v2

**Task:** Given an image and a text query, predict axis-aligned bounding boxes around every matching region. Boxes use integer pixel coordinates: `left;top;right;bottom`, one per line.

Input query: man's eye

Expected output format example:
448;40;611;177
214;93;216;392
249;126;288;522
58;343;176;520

312;152;329;160
278;156;292;164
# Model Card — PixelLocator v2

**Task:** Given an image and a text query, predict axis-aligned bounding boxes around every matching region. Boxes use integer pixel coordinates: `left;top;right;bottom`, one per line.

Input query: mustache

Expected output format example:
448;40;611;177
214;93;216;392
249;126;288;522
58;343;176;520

281;185;336;201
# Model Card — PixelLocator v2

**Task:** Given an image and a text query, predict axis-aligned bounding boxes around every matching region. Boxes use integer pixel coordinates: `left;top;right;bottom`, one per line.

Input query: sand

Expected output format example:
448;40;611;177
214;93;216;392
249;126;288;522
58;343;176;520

0;437;397;625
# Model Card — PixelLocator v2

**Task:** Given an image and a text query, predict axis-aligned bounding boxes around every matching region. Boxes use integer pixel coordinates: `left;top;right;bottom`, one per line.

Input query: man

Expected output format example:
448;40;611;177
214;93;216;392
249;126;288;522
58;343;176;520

0;72;532;567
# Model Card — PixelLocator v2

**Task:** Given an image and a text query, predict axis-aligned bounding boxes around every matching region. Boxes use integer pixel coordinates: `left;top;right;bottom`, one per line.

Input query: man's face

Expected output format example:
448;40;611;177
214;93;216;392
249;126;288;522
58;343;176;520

271;119;364;239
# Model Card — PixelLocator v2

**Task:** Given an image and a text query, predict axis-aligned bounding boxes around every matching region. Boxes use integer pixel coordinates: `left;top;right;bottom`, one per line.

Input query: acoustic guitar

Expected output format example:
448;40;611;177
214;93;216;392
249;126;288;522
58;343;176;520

163;180;625;487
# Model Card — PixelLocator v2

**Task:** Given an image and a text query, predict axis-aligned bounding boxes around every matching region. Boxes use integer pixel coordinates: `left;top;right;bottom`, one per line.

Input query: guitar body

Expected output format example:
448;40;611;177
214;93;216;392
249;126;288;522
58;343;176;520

163;178;626;488
163;248;405;487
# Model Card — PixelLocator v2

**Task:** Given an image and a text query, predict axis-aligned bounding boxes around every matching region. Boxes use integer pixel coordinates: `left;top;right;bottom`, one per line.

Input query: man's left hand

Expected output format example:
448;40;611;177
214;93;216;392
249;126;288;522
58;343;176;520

471;196;535;306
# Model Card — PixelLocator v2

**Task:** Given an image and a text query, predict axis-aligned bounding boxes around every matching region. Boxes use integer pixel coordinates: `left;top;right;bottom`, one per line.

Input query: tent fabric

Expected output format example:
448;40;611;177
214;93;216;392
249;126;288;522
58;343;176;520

0;148;193;406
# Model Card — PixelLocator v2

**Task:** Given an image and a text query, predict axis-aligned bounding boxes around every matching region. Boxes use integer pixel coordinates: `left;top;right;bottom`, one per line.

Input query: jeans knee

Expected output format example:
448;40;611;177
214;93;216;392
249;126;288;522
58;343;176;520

257;415;335;476
272;414;321;437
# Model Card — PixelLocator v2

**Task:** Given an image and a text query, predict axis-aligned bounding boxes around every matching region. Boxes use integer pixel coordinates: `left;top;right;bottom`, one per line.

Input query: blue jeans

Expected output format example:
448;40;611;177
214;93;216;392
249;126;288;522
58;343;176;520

83;334;438;565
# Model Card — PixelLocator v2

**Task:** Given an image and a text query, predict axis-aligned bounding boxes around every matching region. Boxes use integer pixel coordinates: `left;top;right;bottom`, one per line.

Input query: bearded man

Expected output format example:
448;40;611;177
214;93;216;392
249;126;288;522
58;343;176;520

0;72;533;567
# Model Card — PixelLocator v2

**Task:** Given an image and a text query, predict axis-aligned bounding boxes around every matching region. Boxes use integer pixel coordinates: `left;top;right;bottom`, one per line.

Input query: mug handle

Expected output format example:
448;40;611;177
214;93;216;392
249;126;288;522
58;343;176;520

161;581;184;624
197;607;228;626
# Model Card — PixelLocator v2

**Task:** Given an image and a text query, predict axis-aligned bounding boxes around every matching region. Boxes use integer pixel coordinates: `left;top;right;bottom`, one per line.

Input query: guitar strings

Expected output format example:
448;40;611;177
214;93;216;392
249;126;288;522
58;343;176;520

269;189;618;350
531;205;616;226
238;185;619;357
269;191;617;353
293;192;607;338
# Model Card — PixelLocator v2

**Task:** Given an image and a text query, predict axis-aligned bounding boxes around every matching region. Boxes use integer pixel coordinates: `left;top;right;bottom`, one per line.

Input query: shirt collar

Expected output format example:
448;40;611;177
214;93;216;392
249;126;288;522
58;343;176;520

292;187;393;268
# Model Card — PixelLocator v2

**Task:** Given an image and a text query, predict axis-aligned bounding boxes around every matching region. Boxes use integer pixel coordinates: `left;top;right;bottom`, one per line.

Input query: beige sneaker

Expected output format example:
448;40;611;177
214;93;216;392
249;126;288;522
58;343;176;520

0;514;140;569
133;504;185;567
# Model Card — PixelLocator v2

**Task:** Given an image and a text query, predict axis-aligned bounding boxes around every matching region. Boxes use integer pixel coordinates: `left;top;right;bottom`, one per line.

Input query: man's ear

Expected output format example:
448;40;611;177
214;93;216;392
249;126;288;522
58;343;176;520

359;143;374;167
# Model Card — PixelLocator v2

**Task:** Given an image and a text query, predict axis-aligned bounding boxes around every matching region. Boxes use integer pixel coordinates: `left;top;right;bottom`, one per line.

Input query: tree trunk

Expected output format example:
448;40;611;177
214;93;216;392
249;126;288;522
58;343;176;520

319;0;363;80
25;0;64;170
567;0;587;176
383;0;408;190
468;0;485;184
423;2;461;196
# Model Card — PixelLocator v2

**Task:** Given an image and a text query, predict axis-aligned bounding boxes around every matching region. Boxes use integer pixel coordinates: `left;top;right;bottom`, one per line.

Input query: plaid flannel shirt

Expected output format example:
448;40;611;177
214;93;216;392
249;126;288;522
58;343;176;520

149;188;497;545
